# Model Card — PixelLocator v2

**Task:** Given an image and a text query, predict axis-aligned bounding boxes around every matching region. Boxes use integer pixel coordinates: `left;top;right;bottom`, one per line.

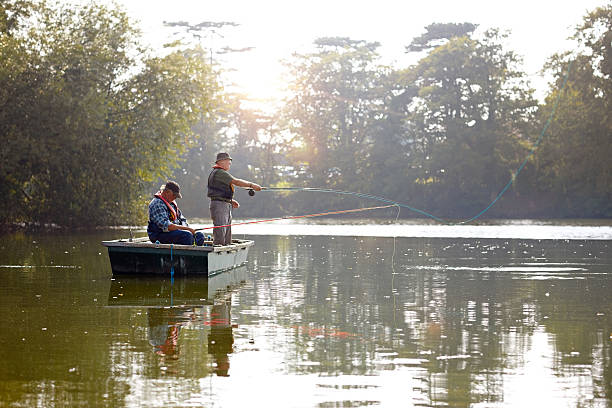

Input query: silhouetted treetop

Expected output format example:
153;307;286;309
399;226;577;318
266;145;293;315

406;22;478;53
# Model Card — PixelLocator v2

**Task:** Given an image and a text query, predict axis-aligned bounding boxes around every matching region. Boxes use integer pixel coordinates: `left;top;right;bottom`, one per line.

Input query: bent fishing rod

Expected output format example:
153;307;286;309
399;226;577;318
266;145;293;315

196;185;455;227
194;202;398;231
244;186;446;223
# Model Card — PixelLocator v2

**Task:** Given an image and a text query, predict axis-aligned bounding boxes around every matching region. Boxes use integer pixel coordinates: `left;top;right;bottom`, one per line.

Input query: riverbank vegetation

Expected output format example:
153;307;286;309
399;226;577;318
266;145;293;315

1;1;610;227
0;1;219;226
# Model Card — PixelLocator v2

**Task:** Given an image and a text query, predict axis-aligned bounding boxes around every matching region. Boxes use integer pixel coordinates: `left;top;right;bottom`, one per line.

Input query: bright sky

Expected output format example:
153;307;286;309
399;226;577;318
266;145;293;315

105;0;608;105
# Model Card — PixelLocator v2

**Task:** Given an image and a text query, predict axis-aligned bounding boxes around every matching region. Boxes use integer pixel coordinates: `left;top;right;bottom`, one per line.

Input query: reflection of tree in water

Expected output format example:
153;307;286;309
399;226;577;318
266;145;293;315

247;236;612;406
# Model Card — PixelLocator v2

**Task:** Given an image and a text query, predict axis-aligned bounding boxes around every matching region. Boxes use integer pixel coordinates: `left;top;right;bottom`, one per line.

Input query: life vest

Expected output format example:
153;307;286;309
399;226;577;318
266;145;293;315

207;166;234;202
154;193;179;221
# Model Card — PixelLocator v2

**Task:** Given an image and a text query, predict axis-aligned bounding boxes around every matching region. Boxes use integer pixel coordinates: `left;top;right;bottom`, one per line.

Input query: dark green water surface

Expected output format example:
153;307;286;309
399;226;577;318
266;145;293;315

0;229;610;407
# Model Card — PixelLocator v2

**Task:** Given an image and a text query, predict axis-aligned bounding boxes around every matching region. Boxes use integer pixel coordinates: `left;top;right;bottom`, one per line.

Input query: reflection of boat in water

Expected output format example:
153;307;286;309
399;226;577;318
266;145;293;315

106;265;249;307
101;237;253;276
107;267;247;376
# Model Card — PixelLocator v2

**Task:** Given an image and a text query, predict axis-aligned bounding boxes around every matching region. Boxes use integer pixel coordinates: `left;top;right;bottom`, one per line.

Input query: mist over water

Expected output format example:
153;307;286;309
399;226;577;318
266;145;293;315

0;222;610;407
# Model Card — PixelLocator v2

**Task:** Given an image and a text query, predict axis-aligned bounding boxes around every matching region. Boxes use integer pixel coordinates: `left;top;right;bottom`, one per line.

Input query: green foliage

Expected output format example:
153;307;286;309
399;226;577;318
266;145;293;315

163;91;287;219
0;0;33;35
0;1;218;226
280;37;390;212
404;28;537;216
406;22;478;53
277;29;539;218
2;2;610;226
172;10;610;221
533;4;612;217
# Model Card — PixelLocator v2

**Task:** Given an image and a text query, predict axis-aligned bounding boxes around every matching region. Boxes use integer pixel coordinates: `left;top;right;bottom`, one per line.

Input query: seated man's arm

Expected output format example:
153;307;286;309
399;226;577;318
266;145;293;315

167;223;195;234
150;202;194;234
169;209;194;234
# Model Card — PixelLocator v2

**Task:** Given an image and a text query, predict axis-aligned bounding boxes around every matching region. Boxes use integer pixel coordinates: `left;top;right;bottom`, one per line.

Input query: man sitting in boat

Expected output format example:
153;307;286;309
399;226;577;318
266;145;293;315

207;152;262;245
147;181;205;245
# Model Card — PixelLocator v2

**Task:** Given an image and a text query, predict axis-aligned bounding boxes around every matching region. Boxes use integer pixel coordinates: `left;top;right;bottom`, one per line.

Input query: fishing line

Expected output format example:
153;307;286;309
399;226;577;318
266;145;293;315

257;61;573;225
195;204;398;231
260;187;446;222
170;244;174;283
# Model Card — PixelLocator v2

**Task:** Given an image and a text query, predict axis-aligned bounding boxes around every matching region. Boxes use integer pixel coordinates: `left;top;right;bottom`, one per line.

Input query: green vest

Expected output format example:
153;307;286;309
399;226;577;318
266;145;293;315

207;168;234;202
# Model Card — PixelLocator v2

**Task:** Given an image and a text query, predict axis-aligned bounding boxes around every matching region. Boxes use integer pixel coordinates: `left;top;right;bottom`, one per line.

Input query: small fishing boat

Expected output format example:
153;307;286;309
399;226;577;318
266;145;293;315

101;237;254;276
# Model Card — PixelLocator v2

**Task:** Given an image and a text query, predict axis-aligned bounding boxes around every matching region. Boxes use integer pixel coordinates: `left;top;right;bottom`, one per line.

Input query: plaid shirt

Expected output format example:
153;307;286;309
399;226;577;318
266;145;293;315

148;197;188;232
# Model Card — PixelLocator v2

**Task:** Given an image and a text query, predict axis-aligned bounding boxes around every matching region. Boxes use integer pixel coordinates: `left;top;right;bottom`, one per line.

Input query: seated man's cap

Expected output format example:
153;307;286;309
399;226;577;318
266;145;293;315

164;180;182;198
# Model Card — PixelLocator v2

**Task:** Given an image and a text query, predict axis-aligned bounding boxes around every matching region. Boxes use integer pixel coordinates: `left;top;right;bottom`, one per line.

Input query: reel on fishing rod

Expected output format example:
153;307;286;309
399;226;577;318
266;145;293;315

248;186;265;196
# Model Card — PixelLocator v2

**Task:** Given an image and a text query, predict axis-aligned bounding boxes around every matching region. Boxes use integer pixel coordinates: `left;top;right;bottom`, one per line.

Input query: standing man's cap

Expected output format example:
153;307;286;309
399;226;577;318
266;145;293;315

164;180;182;198
215;152;233;162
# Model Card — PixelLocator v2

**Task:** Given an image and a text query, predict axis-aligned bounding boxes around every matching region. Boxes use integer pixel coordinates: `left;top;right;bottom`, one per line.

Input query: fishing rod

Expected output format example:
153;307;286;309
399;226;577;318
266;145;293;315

247;187;445;222
194;203;398;231
251;187;445;222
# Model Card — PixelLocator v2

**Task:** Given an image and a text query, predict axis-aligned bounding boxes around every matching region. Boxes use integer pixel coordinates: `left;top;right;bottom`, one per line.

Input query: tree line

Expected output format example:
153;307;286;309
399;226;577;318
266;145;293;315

1;1;610;227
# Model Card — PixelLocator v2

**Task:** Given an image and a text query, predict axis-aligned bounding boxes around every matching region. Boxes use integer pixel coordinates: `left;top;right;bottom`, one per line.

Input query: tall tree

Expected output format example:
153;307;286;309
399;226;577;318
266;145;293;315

402;25;537;217
535;4;612;217
167;92;285;219
282;37;389;210
0;1;219;226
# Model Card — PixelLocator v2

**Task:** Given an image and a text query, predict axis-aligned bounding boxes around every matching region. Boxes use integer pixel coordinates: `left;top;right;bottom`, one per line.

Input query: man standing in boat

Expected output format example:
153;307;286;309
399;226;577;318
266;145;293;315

147;181;205;245
208;152;261;246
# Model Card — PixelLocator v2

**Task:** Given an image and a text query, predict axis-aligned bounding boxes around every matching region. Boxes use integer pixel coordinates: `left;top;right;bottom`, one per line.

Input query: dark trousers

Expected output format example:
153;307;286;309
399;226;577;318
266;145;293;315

210;200;232;245
149;230;205;246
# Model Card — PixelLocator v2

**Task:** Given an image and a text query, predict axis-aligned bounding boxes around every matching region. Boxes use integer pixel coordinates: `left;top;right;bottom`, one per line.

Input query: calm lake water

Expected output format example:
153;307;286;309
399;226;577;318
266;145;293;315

0;220;611;407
